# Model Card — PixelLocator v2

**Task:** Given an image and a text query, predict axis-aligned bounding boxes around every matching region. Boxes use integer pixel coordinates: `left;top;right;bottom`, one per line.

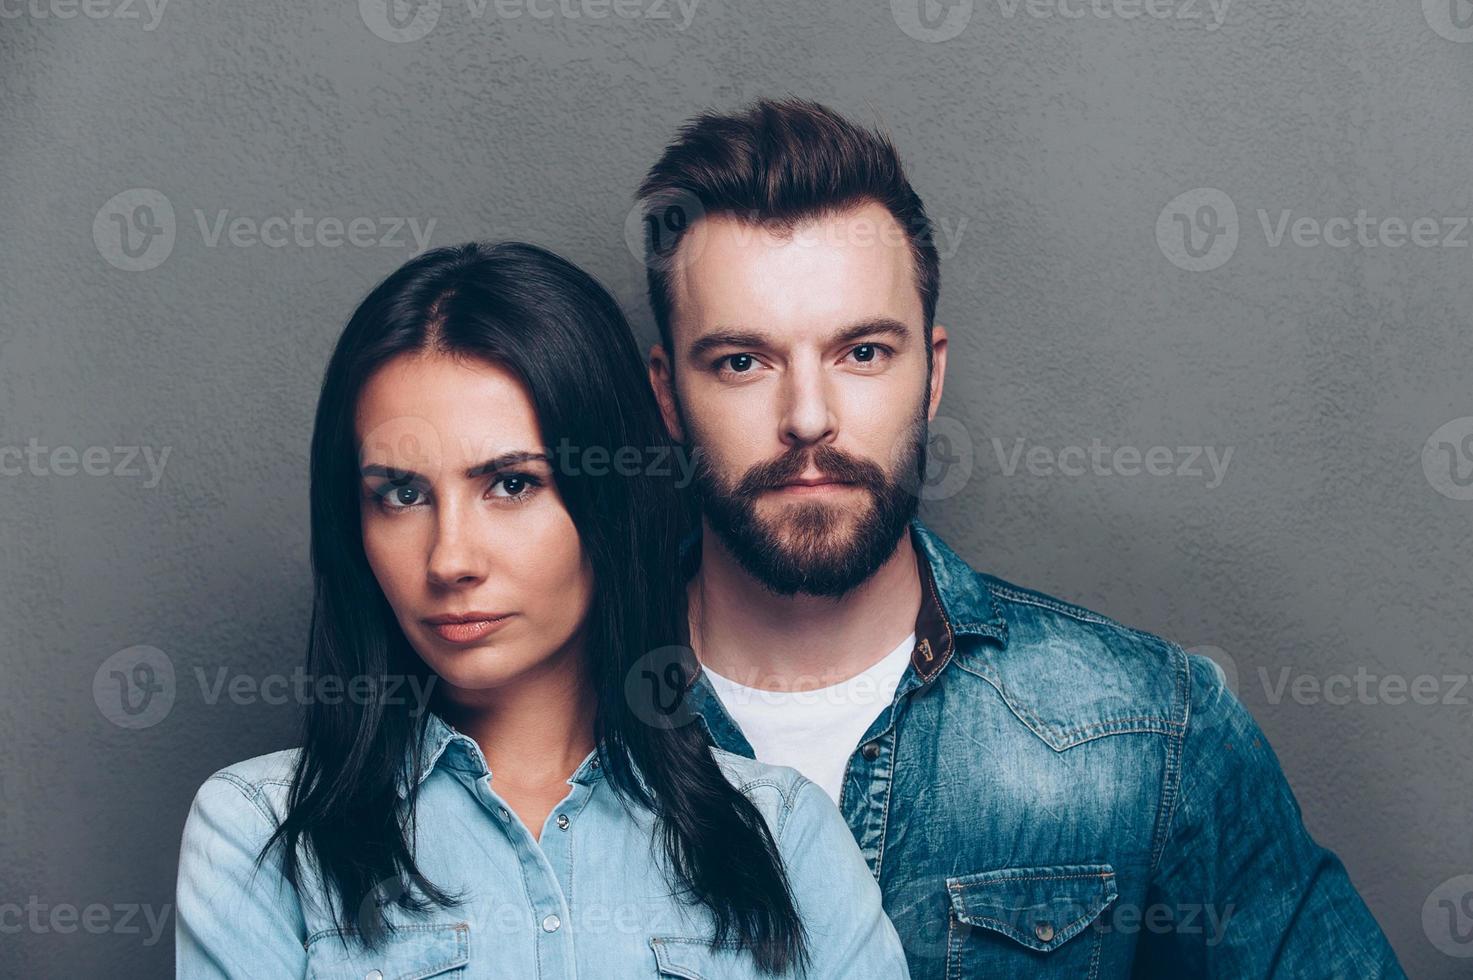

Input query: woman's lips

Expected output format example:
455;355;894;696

427;616;514;644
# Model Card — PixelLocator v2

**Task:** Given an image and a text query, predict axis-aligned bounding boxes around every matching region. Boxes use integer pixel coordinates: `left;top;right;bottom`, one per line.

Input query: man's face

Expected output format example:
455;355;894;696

650;200;948;597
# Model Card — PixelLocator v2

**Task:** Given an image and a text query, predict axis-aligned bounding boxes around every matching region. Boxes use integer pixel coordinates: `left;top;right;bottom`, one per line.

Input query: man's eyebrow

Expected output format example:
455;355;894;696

685;317;913;361
830;317;912;346
359;449;551;482
686;330;773;362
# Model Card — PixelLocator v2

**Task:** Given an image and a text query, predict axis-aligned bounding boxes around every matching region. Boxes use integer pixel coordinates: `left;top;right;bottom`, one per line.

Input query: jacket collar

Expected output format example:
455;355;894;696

677;516;1007;684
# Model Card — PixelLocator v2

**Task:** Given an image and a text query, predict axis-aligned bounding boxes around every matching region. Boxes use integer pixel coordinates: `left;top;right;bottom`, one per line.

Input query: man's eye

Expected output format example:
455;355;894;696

848;344;891;364
717;353;758;374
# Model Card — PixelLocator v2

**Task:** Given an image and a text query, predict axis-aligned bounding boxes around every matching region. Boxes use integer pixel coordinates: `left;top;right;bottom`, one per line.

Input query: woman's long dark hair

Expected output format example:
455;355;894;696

254;241;808;975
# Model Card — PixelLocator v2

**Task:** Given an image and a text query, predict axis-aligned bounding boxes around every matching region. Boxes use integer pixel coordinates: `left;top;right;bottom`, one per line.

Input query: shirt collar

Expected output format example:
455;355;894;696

395;710;611;801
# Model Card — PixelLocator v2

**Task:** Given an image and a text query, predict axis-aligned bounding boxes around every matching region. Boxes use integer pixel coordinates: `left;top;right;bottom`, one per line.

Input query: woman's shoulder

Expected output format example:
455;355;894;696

707;748;822;843
187;747;302;830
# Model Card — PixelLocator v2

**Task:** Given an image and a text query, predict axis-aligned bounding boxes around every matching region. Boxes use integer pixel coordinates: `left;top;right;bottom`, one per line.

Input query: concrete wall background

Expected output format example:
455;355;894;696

2;0;1470;975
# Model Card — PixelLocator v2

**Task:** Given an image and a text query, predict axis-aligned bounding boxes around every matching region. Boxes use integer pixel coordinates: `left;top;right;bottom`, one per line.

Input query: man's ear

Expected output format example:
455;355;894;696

648;343;686;443
926;324;949;420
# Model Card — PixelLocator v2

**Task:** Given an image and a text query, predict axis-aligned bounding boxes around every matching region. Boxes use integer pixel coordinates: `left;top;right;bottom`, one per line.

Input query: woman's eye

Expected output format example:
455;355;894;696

490;473;542;501
376;484;426;509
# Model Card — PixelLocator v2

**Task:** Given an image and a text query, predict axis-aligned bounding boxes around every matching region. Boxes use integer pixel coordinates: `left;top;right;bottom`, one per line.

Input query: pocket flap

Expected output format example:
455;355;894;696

946;863;1117;953
650;935;746;979
305;921;470;979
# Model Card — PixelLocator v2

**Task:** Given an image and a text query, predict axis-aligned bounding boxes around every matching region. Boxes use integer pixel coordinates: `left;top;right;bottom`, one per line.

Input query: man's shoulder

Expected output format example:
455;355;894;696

936;553;1197;749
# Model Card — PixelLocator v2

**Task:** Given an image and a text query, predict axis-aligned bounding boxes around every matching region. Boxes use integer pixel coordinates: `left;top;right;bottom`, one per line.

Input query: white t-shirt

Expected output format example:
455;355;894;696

701;631;917;804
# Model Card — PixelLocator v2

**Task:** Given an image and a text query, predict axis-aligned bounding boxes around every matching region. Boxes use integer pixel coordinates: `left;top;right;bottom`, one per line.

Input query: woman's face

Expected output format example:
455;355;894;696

355;351;594;704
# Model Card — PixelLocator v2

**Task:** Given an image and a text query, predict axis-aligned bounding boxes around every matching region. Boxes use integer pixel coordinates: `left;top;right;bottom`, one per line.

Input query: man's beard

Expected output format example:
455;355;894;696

687;408;928;598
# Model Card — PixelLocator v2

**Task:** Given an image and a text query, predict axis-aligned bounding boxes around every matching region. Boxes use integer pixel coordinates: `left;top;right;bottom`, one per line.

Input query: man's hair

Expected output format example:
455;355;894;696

638;98;940;357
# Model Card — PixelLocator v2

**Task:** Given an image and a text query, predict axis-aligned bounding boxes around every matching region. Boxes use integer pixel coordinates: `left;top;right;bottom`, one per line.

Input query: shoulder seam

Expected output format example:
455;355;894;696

206;771;280;827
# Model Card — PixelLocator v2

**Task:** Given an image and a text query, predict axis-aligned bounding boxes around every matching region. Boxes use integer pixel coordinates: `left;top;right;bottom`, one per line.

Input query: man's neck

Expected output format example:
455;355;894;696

687;521;923;692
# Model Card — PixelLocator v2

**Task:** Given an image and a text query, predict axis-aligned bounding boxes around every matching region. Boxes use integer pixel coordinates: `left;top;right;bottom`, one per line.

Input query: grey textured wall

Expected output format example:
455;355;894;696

2;1;1470;976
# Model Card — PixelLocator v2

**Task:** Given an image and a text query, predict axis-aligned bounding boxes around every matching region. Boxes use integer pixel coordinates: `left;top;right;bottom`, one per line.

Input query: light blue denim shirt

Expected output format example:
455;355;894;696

175;710;910;979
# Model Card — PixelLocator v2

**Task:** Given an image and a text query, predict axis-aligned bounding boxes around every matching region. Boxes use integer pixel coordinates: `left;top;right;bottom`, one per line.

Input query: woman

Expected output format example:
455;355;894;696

174;241;910;978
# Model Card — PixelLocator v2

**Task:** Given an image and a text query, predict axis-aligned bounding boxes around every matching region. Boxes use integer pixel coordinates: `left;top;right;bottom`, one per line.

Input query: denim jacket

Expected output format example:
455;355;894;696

174;710;910;978
683;518;1406;979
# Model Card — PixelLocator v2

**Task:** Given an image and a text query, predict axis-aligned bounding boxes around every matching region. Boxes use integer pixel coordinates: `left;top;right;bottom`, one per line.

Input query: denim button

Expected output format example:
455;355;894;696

556;814;570;830
542;913;561;932
861;741;880;760
1034;921;1055;943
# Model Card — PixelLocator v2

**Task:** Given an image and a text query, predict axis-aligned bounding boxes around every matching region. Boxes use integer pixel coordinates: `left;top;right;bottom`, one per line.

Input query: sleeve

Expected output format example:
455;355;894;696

778;776;912;979
1134;654;1407;978
175;773;309;979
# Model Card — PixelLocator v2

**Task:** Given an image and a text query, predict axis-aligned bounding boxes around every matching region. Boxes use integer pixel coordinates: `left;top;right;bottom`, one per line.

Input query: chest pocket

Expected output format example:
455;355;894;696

651;935;762;979
305;921;470;979
945;863;1117;979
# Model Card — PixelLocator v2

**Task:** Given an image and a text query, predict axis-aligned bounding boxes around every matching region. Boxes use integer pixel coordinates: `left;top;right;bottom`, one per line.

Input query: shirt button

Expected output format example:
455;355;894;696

556;813;570;830
364;972;383;980
497;807;510;821
1034;921;1055;943
542;913;561;932
861;741;880;760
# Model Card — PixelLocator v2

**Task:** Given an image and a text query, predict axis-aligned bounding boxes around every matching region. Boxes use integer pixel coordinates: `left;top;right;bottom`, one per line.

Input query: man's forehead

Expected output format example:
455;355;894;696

670;203;923;344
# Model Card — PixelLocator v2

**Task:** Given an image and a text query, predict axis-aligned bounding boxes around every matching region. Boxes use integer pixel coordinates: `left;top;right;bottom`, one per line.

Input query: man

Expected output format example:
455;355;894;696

637;99;1405;978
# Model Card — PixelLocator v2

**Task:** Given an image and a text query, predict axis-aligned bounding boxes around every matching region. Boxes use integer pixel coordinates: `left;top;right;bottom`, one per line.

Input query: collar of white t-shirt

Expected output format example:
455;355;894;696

700;630;917;804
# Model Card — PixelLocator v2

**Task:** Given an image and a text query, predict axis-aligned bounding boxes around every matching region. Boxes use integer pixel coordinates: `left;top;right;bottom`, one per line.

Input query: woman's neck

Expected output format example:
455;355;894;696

432;642;599;788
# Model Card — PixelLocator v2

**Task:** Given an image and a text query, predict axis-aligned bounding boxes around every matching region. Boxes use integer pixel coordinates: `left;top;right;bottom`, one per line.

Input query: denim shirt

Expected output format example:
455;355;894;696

174;710;910;978
683;518;1407;979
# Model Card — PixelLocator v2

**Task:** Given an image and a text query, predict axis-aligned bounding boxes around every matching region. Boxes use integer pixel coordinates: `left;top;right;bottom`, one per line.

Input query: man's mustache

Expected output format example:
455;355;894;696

733;444;888;496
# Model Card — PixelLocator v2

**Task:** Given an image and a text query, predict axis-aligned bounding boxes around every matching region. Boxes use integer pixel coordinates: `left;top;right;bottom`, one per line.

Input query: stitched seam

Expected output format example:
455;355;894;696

953;659;1181;746
946;905;959;980
988;585;1127;629
744;775;803;843
1087;918;1103;980
951;871;1113;886
305;921;466;946
208;772;276;826
872;730;895;884
1148;643;1192;873
563;785;597;920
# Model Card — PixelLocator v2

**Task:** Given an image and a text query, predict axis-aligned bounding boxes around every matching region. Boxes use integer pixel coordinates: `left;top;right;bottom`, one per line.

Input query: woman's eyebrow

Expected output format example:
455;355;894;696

465;450;551;479
359;449;551;483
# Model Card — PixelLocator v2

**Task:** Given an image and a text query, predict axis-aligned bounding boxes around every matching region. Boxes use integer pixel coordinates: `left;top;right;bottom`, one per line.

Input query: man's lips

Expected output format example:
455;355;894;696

422;613;515;643
767;478;858;494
